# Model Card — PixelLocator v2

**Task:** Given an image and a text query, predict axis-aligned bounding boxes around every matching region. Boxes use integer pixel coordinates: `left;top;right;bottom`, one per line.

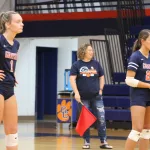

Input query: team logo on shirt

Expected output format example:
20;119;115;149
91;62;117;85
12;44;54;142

143;63;150;81
143;63;150;69
80;66;97;77
5;51;17;60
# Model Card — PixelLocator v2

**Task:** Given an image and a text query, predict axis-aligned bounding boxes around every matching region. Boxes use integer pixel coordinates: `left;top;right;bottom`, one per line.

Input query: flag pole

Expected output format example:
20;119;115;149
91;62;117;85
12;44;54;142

79;101;84;106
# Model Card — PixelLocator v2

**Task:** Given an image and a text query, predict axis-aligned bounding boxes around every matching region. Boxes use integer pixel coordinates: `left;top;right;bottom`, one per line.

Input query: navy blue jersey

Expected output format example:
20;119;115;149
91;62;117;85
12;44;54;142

0;34;19;85
70;59;104;100
127;50;150;98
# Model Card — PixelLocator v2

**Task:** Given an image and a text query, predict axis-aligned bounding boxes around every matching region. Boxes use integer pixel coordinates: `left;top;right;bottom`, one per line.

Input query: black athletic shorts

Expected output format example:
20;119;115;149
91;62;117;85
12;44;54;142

0;84;14;100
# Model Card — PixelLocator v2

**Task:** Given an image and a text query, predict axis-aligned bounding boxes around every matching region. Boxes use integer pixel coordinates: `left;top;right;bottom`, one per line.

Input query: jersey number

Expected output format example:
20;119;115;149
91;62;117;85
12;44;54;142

10;60;13;72
145;70;150;81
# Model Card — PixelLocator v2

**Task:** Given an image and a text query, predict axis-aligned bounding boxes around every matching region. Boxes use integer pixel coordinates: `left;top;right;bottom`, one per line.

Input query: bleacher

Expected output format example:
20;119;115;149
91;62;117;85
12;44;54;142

103;84;131;129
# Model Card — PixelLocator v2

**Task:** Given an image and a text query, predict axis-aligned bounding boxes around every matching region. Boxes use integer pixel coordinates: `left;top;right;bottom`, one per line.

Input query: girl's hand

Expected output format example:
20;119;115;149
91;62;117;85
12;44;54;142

0;70;5;81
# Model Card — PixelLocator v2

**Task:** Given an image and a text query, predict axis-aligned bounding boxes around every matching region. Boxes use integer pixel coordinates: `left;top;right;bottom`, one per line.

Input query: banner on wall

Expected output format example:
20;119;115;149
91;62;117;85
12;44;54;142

57;99;72;123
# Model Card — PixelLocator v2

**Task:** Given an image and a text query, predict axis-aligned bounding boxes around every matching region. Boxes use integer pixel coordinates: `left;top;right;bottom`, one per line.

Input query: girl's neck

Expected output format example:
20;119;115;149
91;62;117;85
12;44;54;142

139;47;149;58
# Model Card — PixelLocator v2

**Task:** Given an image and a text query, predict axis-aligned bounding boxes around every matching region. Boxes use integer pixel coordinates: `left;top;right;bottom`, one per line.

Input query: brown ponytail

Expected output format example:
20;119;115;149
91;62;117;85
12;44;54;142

132;39;141;52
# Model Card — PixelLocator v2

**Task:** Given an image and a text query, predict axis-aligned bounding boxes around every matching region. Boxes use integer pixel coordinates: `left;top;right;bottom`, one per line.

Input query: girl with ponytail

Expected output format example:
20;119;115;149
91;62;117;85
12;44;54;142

0;11;23;150
125;29;150;150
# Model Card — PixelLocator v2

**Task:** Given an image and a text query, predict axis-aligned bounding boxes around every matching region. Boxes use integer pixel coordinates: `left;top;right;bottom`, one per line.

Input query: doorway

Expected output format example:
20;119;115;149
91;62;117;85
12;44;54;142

36;47;58;120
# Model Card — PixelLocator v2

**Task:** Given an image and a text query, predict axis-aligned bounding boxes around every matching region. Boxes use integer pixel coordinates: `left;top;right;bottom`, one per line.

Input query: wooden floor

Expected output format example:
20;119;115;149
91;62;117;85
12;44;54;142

0;120;147;150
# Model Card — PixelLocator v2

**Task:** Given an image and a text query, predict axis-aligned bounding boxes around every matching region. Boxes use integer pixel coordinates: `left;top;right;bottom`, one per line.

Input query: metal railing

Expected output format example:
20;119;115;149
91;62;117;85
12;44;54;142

15;0;150;14
14;0;120;14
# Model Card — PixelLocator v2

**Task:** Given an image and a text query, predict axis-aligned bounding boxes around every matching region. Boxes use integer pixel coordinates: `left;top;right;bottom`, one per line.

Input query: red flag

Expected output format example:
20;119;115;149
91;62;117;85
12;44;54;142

75;106;97;136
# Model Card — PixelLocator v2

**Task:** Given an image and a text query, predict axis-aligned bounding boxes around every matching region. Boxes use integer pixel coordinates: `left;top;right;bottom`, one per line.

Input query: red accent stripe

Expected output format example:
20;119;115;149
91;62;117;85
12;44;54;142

146;9;150;16
21;9;150;21
21;11;117;21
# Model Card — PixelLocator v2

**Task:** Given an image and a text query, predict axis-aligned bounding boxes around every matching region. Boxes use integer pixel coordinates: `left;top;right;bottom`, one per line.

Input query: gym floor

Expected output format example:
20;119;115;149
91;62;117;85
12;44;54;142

0;120;142;150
